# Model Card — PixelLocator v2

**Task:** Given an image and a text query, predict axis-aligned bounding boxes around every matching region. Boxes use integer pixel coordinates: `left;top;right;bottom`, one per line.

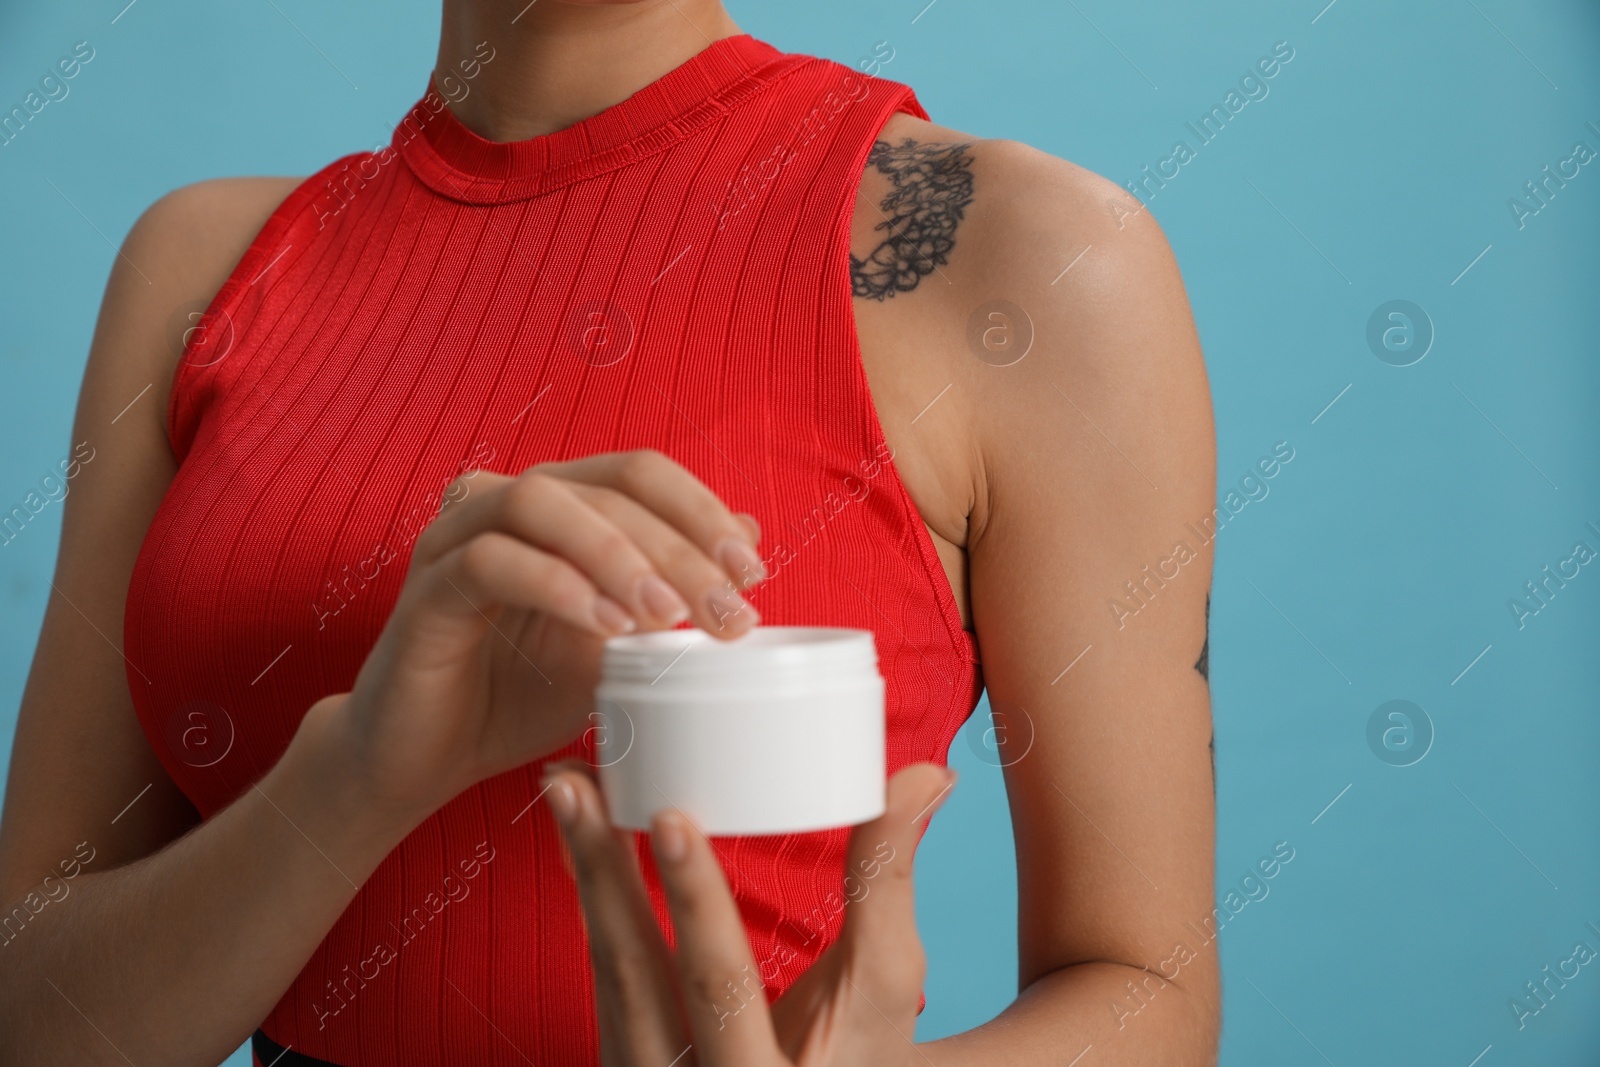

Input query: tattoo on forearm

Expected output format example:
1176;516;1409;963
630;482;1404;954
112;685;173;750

1202;593;1213;790
850;138;975;301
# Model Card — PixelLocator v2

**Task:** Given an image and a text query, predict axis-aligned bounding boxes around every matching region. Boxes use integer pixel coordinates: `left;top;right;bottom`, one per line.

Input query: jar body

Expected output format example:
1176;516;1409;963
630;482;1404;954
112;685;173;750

594;628;886;835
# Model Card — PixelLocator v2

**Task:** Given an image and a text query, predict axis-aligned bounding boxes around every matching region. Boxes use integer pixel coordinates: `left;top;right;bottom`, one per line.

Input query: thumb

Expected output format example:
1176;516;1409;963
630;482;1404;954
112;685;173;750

837;763;956;993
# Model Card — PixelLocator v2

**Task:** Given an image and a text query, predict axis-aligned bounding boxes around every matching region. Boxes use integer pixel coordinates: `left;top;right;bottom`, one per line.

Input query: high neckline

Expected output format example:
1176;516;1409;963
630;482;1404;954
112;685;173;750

396;34;805;205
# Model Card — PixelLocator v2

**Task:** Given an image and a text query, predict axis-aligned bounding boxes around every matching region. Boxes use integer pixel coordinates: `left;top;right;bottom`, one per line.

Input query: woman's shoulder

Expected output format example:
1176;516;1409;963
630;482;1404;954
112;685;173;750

868;109;1192;371
873;109;1165;260
93;176;308;460
125;176;305;292
852;109;1206;539
115;175;306;385
860;108;1190;374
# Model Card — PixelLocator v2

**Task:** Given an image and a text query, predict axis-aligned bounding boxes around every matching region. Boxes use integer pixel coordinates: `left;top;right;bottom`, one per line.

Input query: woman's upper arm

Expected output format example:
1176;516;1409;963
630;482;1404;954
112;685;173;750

963;144;1218;994
0;177;300;905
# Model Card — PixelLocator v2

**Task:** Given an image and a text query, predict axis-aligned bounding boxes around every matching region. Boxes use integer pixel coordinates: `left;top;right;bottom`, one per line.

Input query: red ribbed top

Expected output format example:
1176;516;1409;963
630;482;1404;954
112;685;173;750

125;34;981;1066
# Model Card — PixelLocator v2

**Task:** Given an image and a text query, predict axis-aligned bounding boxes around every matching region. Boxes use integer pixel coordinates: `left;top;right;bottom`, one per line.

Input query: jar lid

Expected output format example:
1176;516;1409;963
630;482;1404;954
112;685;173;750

599;626;878;688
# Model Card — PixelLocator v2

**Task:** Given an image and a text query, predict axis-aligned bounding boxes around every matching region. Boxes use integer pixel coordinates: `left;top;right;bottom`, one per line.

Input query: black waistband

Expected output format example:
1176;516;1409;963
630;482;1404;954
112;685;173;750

253;1029;345;1067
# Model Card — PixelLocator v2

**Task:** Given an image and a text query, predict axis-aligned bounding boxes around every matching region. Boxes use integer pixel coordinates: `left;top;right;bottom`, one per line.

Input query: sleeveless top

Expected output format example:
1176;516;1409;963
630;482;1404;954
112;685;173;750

124;33;982;1065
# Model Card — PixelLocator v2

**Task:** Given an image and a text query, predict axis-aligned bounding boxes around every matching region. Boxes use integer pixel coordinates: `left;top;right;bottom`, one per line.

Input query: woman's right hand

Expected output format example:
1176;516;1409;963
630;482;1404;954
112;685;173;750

325;449;769;823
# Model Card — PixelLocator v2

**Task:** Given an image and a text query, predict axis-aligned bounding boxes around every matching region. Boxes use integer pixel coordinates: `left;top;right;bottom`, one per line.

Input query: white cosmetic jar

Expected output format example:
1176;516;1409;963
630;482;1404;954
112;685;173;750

594;626;886;835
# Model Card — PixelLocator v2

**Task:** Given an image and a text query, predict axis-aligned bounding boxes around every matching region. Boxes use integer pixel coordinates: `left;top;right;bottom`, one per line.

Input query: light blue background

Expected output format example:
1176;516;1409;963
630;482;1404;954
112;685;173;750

3;1;1598;1064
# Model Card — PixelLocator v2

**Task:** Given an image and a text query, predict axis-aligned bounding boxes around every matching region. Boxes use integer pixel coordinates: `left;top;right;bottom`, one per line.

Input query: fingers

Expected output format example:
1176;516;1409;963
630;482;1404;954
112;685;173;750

412;452;765;640
419;470;686;633
420;530;636;638
837;764;956;1005
575;485;760;638
544;450;764;585
546;450;765;640
735;512;760;545
544;764;690;1066
650;811;782;1065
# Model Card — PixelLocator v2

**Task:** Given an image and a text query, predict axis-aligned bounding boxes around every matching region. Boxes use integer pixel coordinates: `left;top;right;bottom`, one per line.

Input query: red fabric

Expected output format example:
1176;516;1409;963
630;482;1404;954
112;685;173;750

126;34;980;1066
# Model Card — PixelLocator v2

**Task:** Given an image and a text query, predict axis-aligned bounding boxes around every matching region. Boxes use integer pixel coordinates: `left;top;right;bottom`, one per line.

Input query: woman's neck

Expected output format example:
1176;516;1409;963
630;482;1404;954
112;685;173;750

436;0;742;143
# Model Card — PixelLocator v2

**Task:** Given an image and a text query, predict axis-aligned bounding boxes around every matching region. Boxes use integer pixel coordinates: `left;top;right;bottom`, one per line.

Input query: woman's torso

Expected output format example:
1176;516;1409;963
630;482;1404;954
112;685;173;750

124;34;982;1065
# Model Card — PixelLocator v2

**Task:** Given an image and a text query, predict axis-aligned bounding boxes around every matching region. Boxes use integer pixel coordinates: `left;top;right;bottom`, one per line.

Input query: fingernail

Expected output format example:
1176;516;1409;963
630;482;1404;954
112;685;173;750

705;585;760;632
592;595;636;635
638;574;690;624
653;814;687;864
716;537;767;589
736;512;761;542
545;776;577;826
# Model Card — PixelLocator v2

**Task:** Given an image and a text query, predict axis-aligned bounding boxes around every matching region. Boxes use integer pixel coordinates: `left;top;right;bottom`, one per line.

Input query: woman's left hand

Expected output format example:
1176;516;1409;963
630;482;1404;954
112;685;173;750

541;761;956;1067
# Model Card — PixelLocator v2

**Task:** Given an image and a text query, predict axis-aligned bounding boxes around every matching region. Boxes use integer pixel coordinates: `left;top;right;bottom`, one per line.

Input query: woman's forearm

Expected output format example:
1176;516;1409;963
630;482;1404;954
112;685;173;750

919;961;1220;1067
0;697;422;1066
